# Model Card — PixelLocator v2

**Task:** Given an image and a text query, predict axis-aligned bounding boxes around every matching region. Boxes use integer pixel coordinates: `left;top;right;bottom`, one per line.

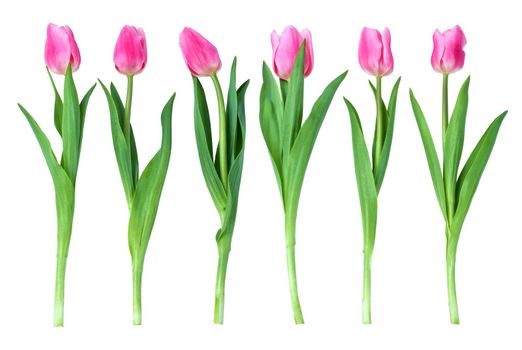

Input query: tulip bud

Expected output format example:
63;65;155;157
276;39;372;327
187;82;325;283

44;23;81;75
270;26;314;80
113;25;147;76
358;27;394;77
431;25;467;74
179;27;221;77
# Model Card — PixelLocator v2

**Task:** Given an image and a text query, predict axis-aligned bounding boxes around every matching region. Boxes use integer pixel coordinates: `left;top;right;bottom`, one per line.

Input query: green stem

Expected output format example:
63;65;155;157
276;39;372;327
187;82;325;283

210;73;228;190
446;245;460;324
124;75;134;148
442;73;449;142
362;253;372;324
374;76;384;172
285;210;304;324
53;252;67;327
132;260;143;325
280;79;288;105
214;248;230;324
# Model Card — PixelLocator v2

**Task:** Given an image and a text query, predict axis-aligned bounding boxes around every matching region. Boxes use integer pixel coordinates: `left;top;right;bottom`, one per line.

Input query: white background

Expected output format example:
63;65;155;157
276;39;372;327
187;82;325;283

0;0;520;348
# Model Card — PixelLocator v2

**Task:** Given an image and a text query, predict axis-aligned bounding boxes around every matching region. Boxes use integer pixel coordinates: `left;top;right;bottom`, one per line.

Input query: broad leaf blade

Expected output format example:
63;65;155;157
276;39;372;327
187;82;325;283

281;44;305;159
226;57;238;165
193;77;227;211
99;80;135;207
374;77;401;193
443;76;470;217
410;89;447;218
345;98;378;255
259;62;284;197
285;71;347;209
128;93;175;259
61;65;81;183
450;111;507;240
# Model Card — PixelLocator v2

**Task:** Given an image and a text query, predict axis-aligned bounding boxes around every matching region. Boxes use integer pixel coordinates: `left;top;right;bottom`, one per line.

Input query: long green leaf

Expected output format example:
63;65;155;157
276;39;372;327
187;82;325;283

259;62;284;198
61;65;81;184
193;77;227;211
443;76;470;218
226;57;238;165
18;104;75;253
409;89;447;219
369;80;388;167
284;70;347;209
99;80;135;207
128;93;175;260
374;77;401;193
345;98;378;255
450;111;507;244
281;44;305;159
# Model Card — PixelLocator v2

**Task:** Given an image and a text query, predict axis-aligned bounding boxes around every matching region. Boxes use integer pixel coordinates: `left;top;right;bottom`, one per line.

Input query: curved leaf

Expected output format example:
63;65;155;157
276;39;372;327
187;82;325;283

409;89;447;219
78;83;96;153
129;93;175;259
345;98;378;255
193;77;226;211
374;77;401;193
226;57;238;164
61;65;81;184
47;68;63;137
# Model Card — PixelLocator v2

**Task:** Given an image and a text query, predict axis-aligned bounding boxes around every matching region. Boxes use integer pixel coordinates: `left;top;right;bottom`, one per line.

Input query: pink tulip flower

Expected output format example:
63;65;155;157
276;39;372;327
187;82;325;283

358;27;393;77
114;25;147;76
179;27;222;77
431;25;467;74
44;23;81;75
270;26;314;80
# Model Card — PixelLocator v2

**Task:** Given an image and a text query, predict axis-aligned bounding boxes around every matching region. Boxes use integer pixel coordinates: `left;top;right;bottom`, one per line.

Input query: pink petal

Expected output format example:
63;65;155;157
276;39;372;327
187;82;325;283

358;27;383;76
272;25;301;80
301;28;314;77
114;25;147;76
441;25;466;73
179;27;221;77
45;23;72;75
431;29;445;73
380;27;393;76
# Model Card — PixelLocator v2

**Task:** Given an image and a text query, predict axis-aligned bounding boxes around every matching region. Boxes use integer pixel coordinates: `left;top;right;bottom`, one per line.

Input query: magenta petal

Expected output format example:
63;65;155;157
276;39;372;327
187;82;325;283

380;27;393;76
114;25;147;76
272;25;301;80
441;25;466;73
431;29;445;73
45;23;72;75
301;28;314;77
179;27;221;77
358;27;383;76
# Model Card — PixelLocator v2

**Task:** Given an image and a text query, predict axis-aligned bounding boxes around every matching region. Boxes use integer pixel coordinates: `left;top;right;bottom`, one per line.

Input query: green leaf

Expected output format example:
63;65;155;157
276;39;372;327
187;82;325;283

47;68;63;137
99;80;135;207
18;104;75;254
216;80;249;243
450;111;507;243
369;80;388;167
374;77;401;193
78;83;96;153
284;70;347;210
259;62;284;197
110;83;139;186
193;77;226;211
226;57;238;165
128;93;175;260
409;89;447;219
61;65;81;184
344;98;378;255
443;76;470;217
281;43;305;159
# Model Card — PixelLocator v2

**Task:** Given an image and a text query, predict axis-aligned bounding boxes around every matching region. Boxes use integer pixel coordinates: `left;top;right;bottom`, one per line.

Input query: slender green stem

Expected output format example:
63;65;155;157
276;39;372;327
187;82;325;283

214;248;230;324
210;73;228;189
362;254;372;324
285;210;304;324
446;246;460;324
53;253;67;327
442;73;449;142
280;79;288;105
374;76;384;173
132;260;143;325
124;75;134;149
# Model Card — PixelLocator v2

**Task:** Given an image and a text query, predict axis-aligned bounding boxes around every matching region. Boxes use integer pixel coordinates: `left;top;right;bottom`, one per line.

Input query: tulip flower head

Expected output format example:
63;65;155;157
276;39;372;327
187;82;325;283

114;25;147;76
179;27;222;77
270;26;314;80
44;23;81;75
358;27;393;77
431;25;467;74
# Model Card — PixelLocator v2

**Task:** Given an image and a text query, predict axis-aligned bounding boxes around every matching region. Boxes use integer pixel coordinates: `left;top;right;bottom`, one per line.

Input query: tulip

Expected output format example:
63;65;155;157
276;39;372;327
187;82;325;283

358;27;393;77
431;25;467;74
45;23;81;75
179;27;221;77
270;26;314;80
114;25;147;76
